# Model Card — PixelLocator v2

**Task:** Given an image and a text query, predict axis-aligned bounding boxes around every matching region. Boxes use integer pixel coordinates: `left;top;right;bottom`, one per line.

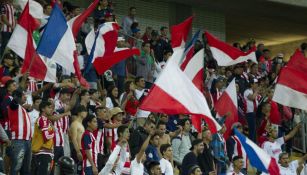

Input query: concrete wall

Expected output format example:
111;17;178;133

66;0;226;41
267;39;307;61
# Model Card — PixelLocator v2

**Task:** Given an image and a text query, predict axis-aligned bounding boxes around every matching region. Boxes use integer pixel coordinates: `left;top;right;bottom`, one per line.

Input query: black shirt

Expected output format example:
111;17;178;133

198;143;215;175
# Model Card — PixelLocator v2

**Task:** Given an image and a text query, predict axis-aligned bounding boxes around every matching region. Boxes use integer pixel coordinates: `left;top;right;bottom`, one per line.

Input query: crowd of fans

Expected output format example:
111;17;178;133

0;0;306;175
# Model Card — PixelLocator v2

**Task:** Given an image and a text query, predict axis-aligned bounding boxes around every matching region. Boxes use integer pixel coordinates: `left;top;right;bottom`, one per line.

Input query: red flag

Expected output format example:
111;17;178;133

171;16;193;48
214;79;238;139
68;0;99;39
93;48;140;75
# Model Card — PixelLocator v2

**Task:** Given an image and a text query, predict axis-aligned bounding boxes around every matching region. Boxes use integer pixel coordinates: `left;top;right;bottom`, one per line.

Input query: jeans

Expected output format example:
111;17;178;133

9;140;32;175
246;112;256;142
84;166;93;175
31;154;53;175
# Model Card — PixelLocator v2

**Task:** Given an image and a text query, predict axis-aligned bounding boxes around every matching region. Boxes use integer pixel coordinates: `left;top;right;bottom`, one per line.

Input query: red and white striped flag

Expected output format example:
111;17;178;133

140;51;221;133
214;79;238;139
205;31;257;66
273;49;307;110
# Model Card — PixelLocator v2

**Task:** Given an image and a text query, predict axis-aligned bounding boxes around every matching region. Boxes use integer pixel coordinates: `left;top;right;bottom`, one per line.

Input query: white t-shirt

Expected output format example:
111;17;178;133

226;171;244;175
28;109;39;136
279;160;299;175
262;137;285;161
160;158;173;175
130;158;144;175
244;88;258;113
135;89;150;118
106;97;114;109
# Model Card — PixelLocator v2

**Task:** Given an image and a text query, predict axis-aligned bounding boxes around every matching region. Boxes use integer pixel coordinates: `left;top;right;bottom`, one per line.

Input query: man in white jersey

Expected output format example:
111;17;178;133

278;152;307;175
262;123;302;160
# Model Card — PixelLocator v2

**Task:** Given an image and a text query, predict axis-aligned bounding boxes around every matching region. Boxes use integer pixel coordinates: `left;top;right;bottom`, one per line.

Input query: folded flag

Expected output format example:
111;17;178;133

68;0;99;38
215;79;238;139
273;49;307;110
140;50;220;133
171;16;193;49
205;31;257;66
37;4;76;74
7;2;48;81
234;129;280;174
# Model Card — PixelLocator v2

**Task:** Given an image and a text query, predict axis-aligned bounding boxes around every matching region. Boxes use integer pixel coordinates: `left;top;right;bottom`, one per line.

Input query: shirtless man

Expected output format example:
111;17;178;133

70;106;88;162
157;121;171;145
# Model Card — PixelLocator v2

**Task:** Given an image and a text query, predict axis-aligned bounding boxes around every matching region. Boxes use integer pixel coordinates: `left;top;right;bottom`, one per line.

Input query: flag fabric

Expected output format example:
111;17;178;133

171;16;193;49
234;129;280;174
7;2;48;81
214;79;238;139
180;30;200;69
84;22;120;73
182;48;204;91
205;31;257;66
273;49;307;110
93;47;140;75
37;4;76;74
269;100;281;125
67;0;99;38
17;0;44;19
139;50;221;133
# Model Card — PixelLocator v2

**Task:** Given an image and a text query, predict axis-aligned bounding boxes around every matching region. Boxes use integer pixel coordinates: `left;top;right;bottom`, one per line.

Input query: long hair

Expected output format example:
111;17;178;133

107;85;119;107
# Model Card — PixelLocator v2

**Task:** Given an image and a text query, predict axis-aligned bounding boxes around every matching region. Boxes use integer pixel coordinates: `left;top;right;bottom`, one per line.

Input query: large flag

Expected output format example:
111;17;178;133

68;0;99;38
7;2;48;81
171;16;193;49
37;4;76;74
215;79;238;139
84;22;119;73
93;47;140;75
205;31;257;66
139;51;221;133
234;129;280;174
273;49;307;110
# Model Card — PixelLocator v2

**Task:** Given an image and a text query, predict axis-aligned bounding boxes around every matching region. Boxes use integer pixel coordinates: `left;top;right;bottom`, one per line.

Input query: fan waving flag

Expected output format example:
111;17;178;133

68;0;99;38
140;50;220;133
7;2;47;81
205;31;257;66
37;4;76;74
171;16;193;49
273;49;307;110
234;129;280;174
84;22;120;73
215;79;238;139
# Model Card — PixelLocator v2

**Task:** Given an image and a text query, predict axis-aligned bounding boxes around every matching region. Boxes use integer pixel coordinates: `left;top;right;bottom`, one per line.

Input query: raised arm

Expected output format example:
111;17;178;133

284;123;302;142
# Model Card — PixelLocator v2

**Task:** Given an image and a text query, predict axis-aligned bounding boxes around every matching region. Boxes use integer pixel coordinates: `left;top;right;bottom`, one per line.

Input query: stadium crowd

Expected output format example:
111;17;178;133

0;0;306;175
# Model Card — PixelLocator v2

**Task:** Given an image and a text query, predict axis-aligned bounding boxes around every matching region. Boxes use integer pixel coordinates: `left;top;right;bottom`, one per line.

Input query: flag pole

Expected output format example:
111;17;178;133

118;31;143;43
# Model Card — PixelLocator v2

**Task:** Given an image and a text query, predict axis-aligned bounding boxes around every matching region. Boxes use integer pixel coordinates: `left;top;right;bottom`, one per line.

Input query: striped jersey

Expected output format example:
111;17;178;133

8;104;32;140
81;130;98;171
0;3;15;32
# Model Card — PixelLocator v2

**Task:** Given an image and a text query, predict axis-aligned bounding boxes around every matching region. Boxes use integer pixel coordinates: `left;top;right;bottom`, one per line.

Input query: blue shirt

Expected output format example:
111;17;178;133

145;144;160;162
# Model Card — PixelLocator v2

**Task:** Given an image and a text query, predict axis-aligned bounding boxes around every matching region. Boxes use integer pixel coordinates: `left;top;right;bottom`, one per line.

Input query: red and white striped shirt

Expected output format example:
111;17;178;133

53;100;70;147
81;130;98;172
0;3;15;33
8;105;32;140
93;128;104;154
